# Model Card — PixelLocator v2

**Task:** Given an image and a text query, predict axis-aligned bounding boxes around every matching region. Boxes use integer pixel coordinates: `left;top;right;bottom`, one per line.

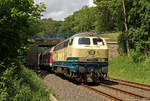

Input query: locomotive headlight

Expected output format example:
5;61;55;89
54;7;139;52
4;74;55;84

102;66;108;74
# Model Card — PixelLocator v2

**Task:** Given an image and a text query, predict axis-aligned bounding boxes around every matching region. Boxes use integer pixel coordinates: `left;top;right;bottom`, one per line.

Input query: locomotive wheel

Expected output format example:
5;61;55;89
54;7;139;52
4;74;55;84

83;74;87;83
75;76;82;83
75;72;83;83
91;72;100;83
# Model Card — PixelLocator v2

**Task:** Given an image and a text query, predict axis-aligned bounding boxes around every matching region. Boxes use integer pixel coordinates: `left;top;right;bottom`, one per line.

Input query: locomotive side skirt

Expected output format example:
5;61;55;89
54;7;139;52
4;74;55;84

52;57;108;73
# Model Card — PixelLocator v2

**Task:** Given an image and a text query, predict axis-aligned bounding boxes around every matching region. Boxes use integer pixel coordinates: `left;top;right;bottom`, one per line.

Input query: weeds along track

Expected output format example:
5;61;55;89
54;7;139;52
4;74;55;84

110;78;150;91
81;84;123;101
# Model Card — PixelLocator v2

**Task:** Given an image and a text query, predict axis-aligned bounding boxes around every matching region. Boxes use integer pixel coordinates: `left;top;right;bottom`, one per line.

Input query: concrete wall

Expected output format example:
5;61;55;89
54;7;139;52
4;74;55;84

107;42;120;58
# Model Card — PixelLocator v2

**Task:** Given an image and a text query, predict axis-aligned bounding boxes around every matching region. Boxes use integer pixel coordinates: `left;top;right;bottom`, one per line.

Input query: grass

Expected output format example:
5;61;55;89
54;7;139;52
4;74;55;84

108;55;150;85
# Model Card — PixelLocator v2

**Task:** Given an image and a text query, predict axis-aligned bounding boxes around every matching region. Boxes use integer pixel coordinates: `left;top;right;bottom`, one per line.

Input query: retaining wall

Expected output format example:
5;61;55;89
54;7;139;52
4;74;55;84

107;42;120;58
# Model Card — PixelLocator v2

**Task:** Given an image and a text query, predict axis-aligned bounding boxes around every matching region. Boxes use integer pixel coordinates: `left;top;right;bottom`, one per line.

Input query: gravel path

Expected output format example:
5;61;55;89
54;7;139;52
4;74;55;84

42;73;111;101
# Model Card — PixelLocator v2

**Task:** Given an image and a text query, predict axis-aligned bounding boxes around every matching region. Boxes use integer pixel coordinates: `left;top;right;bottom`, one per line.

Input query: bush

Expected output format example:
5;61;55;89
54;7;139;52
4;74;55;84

130;49;145;63
118;31;147;63
0;63;49;101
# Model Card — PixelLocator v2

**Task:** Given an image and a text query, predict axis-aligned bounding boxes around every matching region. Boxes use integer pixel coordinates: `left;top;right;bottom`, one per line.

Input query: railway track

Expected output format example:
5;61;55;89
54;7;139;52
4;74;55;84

100;84;150;100
41;69;150;101
81;84;124;101
81;81;150;101
110;78;150;89
109;79;150;91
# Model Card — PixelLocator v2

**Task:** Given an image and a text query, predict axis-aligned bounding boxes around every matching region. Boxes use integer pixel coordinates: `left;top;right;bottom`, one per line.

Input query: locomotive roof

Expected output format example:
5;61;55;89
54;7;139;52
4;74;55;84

70;32;102;38
55;32;104;46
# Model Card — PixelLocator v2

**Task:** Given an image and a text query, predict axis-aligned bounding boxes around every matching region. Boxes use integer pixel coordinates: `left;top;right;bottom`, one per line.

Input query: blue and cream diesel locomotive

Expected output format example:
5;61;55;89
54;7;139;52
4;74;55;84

40;32;109;82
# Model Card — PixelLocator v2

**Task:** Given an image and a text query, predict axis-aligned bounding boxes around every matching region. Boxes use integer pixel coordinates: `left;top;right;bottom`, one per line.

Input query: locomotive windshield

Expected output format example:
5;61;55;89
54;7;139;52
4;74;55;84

93;38;104;45
78;38;90;45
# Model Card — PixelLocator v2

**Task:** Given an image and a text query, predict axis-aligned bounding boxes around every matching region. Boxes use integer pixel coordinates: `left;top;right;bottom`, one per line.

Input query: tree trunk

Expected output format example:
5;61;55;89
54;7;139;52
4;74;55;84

122;0;130;56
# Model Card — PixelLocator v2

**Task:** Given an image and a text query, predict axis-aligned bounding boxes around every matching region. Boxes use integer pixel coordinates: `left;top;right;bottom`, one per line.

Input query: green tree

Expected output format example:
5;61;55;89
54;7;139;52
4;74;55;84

94;0;115;32
58;15;75;33
127;0;150;59
112;0;150;61
0;0;50;101
73;6;96;33
39;18;62;34
111;0;124;31
58;6;97;33
0;0;45;62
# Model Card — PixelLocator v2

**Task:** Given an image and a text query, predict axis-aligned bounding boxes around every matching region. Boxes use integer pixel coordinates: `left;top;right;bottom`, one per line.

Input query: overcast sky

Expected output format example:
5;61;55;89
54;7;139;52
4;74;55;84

34;0;95;21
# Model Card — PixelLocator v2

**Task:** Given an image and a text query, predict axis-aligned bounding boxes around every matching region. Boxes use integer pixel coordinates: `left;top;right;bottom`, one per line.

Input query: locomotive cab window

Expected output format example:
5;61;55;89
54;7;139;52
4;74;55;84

93;38;104;45
64;40;69;47
69;39;73;45
78;38;90;45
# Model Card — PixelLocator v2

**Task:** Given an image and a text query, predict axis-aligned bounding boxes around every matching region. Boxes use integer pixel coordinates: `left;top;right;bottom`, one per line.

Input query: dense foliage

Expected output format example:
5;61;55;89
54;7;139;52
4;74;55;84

0;0;50;100
128;0;150;61
111;0;150;62
0;0;45;62
57;4;118;33
94;0;115;32
56;1;121;34
39;18;62;35
0;64;49;101
58;6;97;33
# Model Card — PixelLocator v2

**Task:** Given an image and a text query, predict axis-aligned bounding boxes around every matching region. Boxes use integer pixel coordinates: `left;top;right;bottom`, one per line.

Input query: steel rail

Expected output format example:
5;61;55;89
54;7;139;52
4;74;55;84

111;80;150;91
110;78;150;88
100;84;150;100
81;84;123;101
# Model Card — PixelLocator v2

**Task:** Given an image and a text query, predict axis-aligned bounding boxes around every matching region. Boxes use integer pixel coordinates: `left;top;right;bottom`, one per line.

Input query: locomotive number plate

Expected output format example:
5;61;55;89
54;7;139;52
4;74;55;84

89;50;95;55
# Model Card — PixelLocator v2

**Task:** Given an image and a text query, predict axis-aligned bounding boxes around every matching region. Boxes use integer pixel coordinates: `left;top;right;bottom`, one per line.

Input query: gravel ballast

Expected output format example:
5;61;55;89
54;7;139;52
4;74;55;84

41;71;150;101
42;73;111;101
